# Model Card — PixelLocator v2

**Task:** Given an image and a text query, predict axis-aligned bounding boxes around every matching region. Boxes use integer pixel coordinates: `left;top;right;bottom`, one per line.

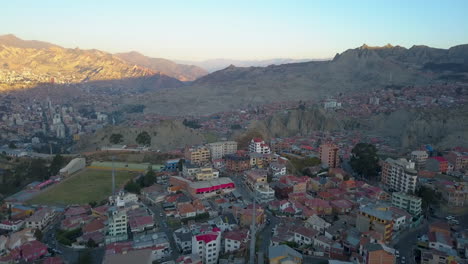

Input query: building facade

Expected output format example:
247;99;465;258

381;158;418;193
207;141;237;160
185;146;211;165
319;143;339;168
249;138;271;154
410;151;429;170
391;192;422;217
192;230;221;264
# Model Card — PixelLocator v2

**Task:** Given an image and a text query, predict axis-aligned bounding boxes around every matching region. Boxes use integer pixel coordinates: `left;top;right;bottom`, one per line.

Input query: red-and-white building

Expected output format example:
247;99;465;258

192;228;221;264
249;138;271;154
169;176;235;197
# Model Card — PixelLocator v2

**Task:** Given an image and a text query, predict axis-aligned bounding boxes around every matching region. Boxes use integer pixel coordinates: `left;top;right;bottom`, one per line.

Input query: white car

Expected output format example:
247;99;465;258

395;250;400;258
446;216;455;220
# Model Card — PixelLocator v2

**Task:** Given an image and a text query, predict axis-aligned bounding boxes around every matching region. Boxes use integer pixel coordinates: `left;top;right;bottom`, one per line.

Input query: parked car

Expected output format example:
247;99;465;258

445;216;455;220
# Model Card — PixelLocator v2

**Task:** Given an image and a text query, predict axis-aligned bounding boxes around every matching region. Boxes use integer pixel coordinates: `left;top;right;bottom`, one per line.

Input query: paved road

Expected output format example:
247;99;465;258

258;211;280;253
146;202;178;262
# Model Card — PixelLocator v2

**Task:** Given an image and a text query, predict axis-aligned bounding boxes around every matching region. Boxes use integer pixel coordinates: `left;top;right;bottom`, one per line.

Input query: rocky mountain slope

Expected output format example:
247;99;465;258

115;51;207;81
0;35;183;92
74;120;205;152
175;58;318;72
246;105;468;150
139;43;468;115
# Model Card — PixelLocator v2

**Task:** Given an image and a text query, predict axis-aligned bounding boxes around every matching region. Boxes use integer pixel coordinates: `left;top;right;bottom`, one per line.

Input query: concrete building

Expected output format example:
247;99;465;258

59;157;86;176
269;162;287;181
411;151;429;170
319;143;339;168
381;158;417;193
106;208;128;243
391;192;422;217
362;243;396;264
25;208;55;230
169;176;235;197
249;138;271;154
426;157;449;174
224;154;251;172
254;185;276;204
185;146;210;165
195;167;219;181
244;169;268;190
207;141;237;160
356;205;394;242
444;151;468;171
192;229;221;264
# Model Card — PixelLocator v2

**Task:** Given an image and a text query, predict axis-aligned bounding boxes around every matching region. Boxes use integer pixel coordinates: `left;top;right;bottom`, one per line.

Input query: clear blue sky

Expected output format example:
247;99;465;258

2;0;468;60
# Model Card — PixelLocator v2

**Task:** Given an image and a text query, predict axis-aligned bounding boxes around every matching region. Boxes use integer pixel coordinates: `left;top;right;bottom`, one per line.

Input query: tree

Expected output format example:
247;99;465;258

88;201;97;208
124;181;141;194
109;133;123;144
416;186;442;210
136;131;151;146
30;159;49;181
230;124;242;130
350;143;380;179
77;250;92;264
8;142;16;149
34;229;43;241
177;159;185;172
139;167;155;187
86;238;97;248
49;154;65;176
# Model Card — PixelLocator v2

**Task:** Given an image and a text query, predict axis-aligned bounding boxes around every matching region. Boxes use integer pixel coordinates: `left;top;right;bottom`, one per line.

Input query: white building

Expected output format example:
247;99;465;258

269;162;287;181
410;150;429;170
305;215;331;233
324;99;342;109
0;220;24;231
25;208;55;230
249;138;271;154
381;158;418;193
59;157;86;176
224;230;249;253
106;208;128;243
255;185;276;204
195;167;220;181
192;229;221;264
207;141;237;160
391;192;422;217
173;227;193;254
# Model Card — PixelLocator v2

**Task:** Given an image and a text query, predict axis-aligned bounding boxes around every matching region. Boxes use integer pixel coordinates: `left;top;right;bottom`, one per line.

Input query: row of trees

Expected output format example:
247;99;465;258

109;131;152;146
124;167;156;194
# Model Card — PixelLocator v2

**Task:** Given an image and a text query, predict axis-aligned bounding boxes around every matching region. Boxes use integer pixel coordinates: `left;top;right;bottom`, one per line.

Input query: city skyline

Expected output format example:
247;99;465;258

2;0;468;60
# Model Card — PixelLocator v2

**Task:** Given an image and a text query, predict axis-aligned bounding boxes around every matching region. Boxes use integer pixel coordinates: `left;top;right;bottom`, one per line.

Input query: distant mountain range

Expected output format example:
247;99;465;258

139;43;468;115
175;58;322;72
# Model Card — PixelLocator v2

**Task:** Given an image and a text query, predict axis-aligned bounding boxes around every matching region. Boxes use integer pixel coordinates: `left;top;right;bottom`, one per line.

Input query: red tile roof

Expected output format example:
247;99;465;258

195;232;219;244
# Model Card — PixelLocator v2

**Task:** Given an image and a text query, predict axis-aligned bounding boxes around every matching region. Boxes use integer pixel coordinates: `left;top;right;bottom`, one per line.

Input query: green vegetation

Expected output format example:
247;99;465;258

182;119;202;129
416;186;442;209
34;229;43;241
56;228;82;246
280;241;299;248
289;156;321;175
136;131;151;146
109;133;123;144
230;124;242;130
29;169;136;205
350;143;380;179
181;212;210;224
49;154;65;176
77;250;92;264
8;142;16;149
203;132;219;143
122;104;146;113
124;181;141;194
86;239;98;248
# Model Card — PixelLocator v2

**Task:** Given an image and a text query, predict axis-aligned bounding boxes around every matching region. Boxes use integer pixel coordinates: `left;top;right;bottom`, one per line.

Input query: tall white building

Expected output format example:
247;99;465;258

207;141;238;160
192;229;221;264
249;138;271;154
381;158;418;193
410;150;429;170
106;208;128;244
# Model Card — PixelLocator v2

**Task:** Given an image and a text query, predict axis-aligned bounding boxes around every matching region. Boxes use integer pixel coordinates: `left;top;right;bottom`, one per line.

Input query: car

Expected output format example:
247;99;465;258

450;219;459;225
160;213;164;217
395;250;400;258
446;216;455;220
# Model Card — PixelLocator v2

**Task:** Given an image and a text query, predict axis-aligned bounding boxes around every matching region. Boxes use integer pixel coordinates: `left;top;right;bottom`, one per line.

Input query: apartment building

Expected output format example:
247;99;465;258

195;167;219;181
25;208;55;230
249;138;271;154
185;146;211;165
410;150;429;170
105;208;128;243
192;229;221;264
224;154;251;172
207;141;237;160
356;205;394;242
244;169;268;190
444;151;468;171
381;158;418;193
319;143;339;168
391;192;422;217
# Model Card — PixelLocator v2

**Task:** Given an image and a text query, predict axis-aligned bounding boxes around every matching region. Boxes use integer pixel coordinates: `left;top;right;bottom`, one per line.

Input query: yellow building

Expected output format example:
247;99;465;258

185;146;210;165
269;245;303;264
195;167;219;181
356;206;394;242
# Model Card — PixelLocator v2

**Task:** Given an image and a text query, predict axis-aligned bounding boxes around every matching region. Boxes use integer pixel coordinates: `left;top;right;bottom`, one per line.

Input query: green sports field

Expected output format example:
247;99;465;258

28;169;138;205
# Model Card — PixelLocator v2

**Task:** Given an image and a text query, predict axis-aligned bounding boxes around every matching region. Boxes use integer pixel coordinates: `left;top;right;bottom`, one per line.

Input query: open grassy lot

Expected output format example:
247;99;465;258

28;169;137;205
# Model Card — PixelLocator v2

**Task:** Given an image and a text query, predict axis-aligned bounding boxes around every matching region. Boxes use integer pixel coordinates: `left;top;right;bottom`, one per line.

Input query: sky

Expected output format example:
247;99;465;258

2;0;468;61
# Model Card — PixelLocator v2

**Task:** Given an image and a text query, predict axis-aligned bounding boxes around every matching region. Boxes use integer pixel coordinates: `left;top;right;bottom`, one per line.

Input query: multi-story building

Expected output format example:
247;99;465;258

362;243;396;264
106;208;128;243
183;162;201;178
444;151;468;171
249;138;271;154
319;143;339;168
207;141;237;160
185;146;210;165
391;192;422;217
195;167;219;181
426;157;449;174
192;229;221;264
269;162;287;181
356;205;394;242
224;230;249;253
25;208;55;230
169;176;235;197
439;182;467;207
381;158;418;193
411;150;429;170
224;154;251;172
268;245;303;264
244;169;268;190
255;185;276;204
